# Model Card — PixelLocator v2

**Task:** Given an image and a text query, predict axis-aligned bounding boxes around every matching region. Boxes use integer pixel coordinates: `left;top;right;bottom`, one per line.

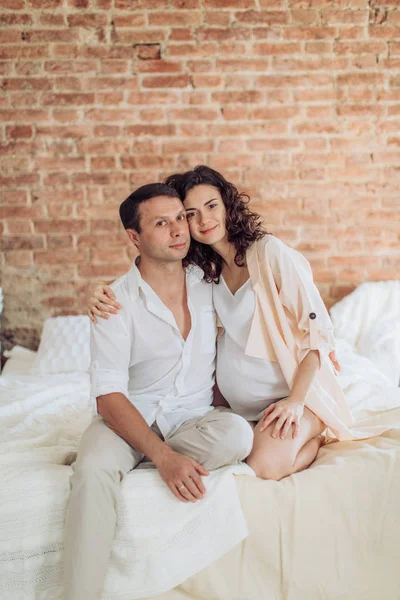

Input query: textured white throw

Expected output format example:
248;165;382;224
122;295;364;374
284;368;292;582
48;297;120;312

0;368;253;600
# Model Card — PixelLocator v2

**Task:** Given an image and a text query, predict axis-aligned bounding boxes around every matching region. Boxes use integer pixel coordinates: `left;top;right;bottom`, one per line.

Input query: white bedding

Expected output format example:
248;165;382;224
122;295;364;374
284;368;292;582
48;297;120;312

0;365;252;600
2;345;37;376
330;280;400;386
1;281;400;600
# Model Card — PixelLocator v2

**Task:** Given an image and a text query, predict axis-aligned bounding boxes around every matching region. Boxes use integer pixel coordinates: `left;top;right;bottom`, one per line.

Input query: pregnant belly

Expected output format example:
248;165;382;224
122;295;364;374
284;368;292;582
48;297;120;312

216;345;290;420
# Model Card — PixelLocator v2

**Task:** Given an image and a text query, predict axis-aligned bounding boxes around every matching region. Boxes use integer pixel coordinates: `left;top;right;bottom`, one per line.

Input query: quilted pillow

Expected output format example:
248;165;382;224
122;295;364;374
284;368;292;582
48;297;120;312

34;316;91;374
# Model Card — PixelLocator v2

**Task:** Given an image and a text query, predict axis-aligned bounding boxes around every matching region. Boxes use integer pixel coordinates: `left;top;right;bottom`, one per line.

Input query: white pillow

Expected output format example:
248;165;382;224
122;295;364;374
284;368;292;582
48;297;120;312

2;345;37;376
357;318;400;387
34;316;90;374
330;281;400;385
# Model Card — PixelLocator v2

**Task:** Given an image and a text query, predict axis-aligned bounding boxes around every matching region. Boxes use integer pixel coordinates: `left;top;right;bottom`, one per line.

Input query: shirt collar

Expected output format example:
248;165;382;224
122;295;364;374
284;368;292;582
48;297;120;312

185;263;205;286
127;257;204;301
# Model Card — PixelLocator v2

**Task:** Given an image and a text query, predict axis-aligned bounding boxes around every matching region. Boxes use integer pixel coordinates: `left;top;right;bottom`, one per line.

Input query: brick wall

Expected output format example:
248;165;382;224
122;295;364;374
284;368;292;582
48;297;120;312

1;0;400;349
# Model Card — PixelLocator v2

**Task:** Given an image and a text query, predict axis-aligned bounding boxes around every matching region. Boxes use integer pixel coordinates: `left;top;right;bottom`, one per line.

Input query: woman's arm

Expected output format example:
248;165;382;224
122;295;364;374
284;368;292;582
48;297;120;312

259;349;320;439
289;348;320;405
268;237;340;372
87;281;121;323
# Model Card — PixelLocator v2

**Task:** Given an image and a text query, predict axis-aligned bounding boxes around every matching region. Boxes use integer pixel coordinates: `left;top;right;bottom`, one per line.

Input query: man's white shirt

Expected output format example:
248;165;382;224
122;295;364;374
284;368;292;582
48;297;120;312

90;259;217;438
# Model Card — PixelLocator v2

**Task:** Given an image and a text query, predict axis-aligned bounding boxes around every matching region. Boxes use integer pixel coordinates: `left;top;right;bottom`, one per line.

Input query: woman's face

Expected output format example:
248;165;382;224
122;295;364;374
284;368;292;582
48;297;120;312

183;184;227;246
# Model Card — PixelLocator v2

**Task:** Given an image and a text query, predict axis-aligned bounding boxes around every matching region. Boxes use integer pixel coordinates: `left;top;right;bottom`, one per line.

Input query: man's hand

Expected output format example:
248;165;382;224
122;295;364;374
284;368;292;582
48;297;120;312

154;448;209;503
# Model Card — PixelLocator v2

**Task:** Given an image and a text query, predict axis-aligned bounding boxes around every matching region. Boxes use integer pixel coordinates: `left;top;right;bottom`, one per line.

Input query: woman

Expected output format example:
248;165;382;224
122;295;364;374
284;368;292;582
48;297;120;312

88;166;355;481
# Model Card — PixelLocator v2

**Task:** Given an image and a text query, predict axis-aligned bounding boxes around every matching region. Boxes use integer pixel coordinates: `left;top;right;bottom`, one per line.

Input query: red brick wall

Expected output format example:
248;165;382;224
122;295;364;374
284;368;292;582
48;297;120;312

1;0;400;349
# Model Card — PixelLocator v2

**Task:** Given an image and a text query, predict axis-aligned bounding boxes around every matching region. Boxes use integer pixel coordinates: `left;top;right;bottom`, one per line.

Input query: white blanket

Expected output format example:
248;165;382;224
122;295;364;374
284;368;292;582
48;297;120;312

0;370;253;600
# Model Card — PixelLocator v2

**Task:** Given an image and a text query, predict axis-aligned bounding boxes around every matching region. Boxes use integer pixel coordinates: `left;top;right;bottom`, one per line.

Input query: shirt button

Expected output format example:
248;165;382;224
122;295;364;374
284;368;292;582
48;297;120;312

309;312;316;320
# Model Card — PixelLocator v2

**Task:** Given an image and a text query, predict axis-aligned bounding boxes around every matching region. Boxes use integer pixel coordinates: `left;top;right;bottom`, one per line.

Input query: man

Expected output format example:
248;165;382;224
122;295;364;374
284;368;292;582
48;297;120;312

63;183;254;600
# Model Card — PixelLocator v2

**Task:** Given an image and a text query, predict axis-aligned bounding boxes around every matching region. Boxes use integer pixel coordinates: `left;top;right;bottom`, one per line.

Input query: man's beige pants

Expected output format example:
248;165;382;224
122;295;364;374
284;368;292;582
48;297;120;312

63;407;254;600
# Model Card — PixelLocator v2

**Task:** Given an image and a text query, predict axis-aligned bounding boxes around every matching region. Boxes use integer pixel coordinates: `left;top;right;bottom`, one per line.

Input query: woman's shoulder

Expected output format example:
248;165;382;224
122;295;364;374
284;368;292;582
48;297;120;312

254;234;310;272
254;234;292;259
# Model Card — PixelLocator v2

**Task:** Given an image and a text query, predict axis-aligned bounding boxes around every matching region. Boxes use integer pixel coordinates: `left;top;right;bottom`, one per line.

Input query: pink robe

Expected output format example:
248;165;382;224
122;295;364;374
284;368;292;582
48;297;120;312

218;235;386;440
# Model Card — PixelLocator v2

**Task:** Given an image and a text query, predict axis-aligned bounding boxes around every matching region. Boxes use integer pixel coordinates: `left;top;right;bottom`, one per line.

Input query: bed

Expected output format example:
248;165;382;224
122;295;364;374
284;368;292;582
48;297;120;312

1;282;400;600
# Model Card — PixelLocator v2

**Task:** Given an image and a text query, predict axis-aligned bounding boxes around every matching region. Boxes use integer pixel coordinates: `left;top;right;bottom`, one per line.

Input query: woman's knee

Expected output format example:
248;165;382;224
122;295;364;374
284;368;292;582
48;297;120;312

246;453;293;481
247;434;323;481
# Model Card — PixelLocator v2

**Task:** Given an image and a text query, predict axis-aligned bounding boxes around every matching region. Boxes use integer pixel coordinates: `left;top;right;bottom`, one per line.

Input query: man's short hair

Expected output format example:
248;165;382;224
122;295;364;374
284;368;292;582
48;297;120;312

119;183;181;233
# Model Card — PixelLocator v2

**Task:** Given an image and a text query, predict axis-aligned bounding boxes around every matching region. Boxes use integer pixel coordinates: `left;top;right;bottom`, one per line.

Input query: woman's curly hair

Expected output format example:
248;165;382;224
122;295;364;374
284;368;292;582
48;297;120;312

164;165;268;283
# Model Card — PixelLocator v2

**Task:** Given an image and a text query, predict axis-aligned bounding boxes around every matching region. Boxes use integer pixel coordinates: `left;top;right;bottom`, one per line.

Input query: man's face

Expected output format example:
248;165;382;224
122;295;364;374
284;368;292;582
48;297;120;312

129;196;190;263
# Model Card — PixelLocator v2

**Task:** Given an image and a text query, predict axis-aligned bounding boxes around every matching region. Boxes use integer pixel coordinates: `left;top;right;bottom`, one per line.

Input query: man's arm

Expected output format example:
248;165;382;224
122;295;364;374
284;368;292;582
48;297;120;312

98;392;209;503
97;392;169;464
91;301;209;503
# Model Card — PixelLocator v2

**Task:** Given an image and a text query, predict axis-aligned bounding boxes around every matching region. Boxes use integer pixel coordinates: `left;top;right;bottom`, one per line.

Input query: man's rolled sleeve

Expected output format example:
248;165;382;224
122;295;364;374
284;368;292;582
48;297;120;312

90;311;131;411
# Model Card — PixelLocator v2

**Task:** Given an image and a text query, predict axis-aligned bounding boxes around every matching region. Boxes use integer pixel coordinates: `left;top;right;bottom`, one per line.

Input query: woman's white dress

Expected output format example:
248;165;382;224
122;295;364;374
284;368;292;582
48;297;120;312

214;276;290;422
